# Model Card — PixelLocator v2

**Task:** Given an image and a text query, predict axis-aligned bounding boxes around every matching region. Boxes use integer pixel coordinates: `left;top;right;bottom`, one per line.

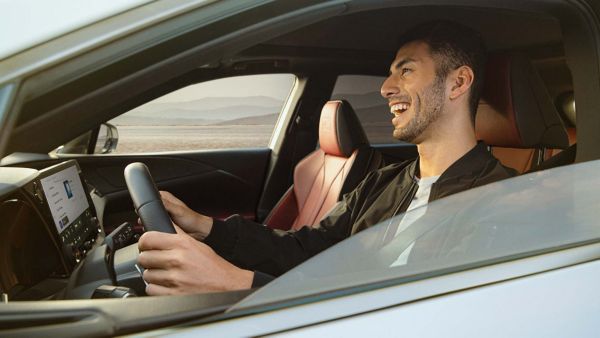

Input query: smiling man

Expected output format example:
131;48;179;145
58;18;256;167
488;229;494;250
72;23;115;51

137;21;517;295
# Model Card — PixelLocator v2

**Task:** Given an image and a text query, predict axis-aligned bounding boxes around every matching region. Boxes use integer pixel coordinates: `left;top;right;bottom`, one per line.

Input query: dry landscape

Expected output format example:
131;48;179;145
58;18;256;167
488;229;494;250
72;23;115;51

112;123;398;154
112;125;275;153
109;92;399;154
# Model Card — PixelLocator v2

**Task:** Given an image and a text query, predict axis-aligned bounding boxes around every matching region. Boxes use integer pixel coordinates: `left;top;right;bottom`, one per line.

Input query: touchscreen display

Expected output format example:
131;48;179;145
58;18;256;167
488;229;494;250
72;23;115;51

39;165;90;234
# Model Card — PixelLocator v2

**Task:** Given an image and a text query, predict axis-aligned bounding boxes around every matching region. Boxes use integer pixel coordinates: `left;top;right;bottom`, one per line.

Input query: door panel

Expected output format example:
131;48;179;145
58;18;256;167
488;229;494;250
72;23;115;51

71;149;271;232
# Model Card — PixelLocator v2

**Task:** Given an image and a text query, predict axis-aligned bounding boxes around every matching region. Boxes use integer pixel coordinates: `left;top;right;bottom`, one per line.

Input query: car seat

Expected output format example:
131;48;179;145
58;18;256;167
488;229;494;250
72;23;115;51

530;127;577;172
265;100;382;231
476;53;569;172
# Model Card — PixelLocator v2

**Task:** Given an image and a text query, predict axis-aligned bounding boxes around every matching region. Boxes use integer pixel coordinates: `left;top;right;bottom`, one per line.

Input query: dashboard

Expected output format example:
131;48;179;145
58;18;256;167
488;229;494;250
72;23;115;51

0;160;102;300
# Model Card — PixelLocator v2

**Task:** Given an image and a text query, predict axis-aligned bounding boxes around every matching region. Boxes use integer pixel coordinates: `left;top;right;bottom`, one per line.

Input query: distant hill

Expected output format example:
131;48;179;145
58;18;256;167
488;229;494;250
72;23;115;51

138;95;283;112
122;96;283;119
215;113;279;126
109;93;391;127
111;116;218;126
111;96;283;125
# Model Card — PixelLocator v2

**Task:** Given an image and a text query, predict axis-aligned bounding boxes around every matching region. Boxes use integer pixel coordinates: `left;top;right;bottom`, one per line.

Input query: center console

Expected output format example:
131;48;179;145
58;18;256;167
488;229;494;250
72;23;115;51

30;161;101;268
1;160;143;300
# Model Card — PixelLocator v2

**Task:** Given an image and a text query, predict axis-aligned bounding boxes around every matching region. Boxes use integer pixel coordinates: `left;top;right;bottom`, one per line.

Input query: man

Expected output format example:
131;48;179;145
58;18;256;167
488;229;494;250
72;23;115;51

137;21;517;295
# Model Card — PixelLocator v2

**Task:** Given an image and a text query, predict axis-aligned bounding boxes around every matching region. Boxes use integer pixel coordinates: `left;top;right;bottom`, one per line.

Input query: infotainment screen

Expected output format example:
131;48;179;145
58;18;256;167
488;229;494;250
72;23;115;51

39;165;90;235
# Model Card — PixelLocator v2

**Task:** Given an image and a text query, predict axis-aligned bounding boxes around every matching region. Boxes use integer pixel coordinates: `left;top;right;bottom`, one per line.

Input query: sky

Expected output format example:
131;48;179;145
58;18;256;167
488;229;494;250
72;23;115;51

0;0;153;59
153;74;297;103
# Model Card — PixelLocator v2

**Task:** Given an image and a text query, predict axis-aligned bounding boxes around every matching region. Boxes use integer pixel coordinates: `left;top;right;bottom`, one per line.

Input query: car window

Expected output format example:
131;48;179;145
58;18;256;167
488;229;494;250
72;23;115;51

232;161;600;310
104;74;296;153
331;75;405;145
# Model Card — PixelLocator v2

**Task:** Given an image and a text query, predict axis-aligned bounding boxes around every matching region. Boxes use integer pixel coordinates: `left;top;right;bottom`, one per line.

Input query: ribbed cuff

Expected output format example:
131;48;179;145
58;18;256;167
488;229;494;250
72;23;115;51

203;218;237;259
252;270;275;288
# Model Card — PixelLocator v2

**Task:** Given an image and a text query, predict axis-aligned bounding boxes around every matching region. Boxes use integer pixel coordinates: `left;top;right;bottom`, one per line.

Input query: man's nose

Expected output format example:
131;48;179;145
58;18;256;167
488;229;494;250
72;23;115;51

380;76;399;99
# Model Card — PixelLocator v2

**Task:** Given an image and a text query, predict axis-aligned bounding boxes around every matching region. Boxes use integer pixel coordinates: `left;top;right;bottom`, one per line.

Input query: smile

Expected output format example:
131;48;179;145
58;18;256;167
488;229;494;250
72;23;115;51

390;103;411;115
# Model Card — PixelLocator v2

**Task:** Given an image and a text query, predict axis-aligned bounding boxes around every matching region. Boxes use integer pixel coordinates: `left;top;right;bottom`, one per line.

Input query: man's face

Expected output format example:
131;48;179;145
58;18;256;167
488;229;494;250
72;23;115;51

380;41;446;143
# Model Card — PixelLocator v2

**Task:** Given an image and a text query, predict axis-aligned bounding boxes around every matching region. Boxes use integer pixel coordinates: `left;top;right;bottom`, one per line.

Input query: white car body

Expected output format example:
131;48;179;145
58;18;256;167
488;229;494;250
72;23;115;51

0;1;599;337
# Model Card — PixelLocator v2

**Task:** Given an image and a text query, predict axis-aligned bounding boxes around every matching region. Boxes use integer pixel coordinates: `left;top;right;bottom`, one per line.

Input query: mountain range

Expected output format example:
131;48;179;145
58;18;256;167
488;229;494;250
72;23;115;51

110;93;389;126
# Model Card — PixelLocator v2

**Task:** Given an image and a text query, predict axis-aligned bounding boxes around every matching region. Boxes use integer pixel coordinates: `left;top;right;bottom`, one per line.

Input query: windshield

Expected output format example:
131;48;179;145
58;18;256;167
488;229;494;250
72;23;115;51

0;0;153;60
232;160;600;310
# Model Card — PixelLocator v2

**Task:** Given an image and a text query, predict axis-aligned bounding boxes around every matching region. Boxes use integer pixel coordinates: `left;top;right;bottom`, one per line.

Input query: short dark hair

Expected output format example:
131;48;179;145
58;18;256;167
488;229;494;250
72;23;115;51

397;21;487;121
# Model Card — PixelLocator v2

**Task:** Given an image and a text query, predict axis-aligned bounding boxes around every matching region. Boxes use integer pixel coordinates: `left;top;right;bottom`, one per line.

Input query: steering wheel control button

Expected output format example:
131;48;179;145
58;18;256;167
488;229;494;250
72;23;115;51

105;222;134;250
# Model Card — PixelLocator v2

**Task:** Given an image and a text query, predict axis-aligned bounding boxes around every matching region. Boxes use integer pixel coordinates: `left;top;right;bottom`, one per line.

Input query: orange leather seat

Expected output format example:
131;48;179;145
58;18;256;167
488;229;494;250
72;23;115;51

265;100;381;231
547;127;577;158
476;53;569;171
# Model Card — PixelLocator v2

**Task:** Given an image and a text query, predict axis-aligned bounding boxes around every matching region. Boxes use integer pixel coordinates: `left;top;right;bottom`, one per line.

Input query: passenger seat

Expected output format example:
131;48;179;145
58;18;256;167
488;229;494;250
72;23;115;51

265;100;382;231
476;53;569;172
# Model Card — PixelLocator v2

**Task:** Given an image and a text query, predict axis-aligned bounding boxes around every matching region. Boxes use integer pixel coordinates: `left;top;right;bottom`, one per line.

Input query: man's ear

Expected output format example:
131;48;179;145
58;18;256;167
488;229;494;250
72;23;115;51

448;66;474;100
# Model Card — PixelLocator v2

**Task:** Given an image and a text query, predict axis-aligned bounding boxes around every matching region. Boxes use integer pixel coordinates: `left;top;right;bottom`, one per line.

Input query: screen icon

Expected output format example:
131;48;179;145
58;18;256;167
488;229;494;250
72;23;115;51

63;180;73;199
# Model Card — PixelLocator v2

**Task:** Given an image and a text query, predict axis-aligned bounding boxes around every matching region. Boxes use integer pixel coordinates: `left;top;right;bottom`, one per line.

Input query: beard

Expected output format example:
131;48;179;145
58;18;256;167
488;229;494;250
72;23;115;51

393;75;446;143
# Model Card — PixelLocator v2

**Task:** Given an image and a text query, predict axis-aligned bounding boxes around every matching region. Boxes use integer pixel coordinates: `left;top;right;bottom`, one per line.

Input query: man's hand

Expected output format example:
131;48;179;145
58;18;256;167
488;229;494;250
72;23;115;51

137;225;253;295
159;191;213;240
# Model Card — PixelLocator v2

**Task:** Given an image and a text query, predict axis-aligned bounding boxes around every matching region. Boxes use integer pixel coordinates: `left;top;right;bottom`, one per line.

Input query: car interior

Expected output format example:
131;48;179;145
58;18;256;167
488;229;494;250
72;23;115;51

265;99;382;231
1;0;598;335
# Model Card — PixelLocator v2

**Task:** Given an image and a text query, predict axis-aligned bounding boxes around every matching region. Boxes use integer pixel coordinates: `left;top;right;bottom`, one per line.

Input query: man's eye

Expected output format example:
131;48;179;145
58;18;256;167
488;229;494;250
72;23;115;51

401;68;412;76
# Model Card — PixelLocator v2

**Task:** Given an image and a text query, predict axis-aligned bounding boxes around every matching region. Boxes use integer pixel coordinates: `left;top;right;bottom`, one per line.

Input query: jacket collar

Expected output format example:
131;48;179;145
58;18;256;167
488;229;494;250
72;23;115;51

408;141;491;184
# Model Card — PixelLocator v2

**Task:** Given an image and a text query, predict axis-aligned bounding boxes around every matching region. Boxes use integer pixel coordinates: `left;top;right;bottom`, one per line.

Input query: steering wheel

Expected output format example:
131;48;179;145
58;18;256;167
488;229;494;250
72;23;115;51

124;162;176;234
60;163;174;299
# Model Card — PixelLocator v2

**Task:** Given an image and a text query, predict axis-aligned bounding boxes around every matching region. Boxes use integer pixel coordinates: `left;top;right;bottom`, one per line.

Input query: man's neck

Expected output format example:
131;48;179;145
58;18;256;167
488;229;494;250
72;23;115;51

416;117;477;178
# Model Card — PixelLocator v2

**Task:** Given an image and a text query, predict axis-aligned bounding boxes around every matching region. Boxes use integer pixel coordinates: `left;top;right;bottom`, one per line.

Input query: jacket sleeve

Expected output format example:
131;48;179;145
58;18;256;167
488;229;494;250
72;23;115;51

203;171;376;277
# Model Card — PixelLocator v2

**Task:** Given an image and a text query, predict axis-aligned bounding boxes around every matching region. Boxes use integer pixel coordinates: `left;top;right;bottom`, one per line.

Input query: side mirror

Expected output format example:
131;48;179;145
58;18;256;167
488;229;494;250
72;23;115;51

95;123;119;154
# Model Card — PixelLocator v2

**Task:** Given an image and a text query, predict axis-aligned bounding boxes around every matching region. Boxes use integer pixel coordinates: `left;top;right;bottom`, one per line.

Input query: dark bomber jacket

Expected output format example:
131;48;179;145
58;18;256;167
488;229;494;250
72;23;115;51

204;142;517;283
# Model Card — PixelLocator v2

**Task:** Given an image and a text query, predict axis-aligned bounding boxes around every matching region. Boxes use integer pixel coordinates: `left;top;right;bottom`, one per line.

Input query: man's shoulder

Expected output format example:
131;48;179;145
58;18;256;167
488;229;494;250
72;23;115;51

378;158;414;172
342;157;416;208
362;158;415;185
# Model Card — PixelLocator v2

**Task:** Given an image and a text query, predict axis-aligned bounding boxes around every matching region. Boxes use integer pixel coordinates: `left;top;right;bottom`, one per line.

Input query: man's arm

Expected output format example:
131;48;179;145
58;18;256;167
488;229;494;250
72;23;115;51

159;175;370;276
137;224;254;295
203;199;354;276
159;191;214;240
136;195;355;294
137;169;380;294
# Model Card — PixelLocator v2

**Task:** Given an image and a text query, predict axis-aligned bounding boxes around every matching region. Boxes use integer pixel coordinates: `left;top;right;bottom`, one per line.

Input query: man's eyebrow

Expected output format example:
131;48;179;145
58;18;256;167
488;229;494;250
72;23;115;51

390;57;417;73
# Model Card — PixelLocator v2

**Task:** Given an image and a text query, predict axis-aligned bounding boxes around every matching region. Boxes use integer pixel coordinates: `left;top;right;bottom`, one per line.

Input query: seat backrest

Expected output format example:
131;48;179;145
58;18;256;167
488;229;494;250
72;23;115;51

547;127;577;158
265;100;380;231
529;127;577;172
476;53;569;173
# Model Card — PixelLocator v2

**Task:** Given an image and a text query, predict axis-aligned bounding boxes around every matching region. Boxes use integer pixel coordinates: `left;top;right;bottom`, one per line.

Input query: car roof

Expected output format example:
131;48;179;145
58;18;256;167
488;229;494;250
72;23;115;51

0;0;153;60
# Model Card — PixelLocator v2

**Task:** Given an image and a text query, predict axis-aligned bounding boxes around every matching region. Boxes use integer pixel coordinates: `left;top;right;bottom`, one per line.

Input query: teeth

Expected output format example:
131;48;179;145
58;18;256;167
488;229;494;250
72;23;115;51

390;103;410;114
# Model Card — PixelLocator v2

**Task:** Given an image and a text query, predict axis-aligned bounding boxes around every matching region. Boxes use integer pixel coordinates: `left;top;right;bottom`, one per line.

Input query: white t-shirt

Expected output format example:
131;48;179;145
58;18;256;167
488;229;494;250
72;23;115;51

389;175;440;267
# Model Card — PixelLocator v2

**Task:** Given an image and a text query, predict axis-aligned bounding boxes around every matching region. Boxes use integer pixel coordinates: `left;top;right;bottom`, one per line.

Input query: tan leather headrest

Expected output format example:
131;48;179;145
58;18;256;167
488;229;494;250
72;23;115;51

476;53;568;149
319;100;369;157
